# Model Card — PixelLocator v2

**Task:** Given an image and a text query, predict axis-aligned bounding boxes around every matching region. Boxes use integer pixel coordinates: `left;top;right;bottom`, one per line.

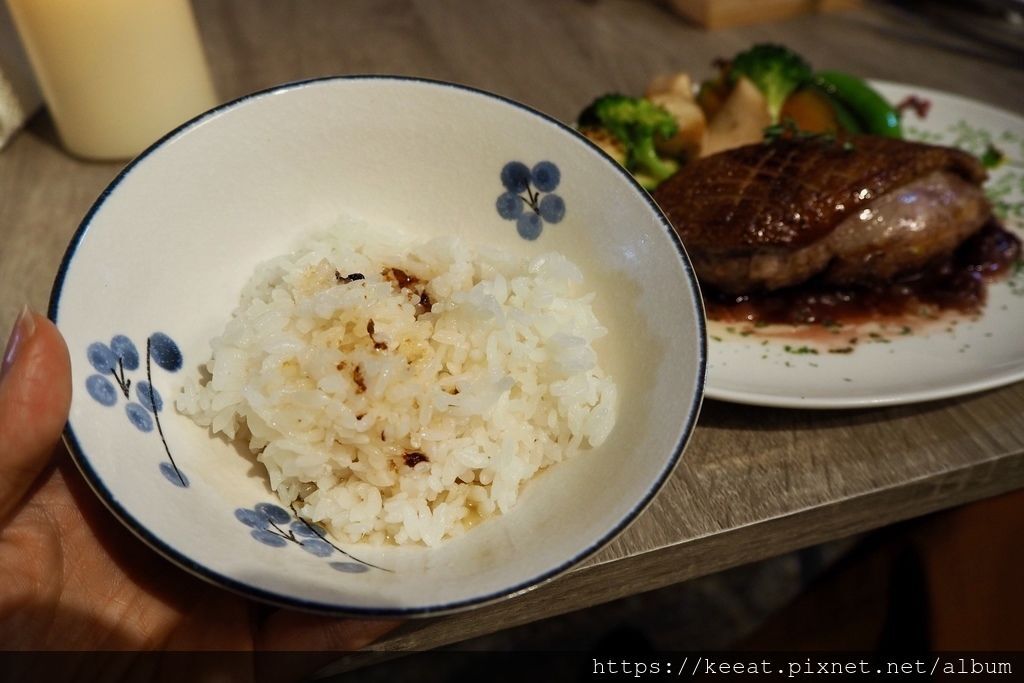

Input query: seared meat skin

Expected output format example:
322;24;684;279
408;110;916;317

824;171;989;284
654;137;990;294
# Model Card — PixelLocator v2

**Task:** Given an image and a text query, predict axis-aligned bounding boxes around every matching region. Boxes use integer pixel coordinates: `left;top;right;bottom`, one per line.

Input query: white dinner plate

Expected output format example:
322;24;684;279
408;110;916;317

705;82;1024;409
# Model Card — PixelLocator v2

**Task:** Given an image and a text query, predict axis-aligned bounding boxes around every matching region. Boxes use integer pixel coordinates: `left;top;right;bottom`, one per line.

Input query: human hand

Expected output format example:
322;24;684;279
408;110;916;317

0;308;396;678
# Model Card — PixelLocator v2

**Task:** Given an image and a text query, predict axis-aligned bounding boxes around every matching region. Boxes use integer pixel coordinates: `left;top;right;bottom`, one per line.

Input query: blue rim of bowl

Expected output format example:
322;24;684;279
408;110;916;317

48;74;707;617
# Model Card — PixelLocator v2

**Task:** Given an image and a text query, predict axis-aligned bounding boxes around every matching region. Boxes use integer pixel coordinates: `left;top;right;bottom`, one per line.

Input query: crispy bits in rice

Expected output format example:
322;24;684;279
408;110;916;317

177;229;618;547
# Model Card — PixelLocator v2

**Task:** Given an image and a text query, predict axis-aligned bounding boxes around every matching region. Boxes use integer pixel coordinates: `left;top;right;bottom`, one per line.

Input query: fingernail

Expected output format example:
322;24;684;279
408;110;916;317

1;306;36;384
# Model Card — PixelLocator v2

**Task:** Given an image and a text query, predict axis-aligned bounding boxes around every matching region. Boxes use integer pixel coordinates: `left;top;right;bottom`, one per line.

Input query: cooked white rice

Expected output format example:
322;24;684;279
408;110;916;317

177;222;617;546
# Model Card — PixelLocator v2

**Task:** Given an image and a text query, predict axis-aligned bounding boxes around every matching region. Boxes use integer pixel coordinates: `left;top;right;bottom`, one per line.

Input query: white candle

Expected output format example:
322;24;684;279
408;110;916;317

6;0;217;160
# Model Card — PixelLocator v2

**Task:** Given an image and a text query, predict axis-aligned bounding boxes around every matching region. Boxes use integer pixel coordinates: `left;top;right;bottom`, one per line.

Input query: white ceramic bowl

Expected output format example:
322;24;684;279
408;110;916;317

49;77;705;616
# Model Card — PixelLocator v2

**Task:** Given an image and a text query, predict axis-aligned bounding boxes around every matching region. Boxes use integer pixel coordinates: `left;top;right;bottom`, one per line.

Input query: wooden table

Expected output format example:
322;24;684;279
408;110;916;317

2;0;1023;654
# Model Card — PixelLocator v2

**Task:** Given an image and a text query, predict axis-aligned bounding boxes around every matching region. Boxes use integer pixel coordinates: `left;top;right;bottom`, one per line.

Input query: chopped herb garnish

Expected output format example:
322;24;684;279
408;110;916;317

980;144;1006;169
784;345;818;355
763;118;853;151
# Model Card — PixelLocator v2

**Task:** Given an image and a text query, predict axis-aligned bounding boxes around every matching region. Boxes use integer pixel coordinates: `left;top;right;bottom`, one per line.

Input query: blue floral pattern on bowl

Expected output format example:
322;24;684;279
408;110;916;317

84;331;386;571
235;502;385;572
496;160;565;240
84;332;188;488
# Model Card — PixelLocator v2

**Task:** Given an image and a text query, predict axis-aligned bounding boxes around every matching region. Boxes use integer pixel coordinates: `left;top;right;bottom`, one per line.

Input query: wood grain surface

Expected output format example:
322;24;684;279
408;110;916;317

1;0;1022;653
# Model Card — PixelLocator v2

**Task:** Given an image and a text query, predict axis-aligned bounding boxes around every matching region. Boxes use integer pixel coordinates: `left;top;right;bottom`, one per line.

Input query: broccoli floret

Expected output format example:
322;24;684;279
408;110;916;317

577;94;679;189
728;44;812;123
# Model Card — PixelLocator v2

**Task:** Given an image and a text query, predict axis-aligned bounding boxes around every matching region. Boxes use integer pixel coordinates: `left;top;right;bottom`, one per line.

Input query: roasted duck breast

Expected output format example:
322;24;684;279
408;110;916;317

653;136;991;294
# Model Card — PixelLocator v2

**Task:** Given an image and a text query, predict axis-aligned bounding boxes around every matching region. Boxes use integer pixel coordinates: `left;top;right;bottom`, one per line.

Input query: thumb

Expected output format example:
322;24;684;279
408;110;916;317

0;307;72;521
